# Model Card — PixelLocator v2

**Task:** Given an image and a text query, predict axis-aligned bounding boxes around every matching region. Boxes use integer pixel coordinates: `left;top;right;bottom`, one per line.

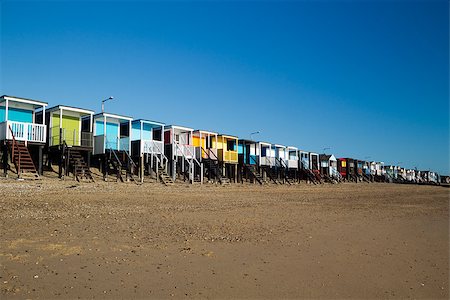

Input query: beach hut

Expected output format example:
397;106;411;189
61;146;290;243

309;152;320;172
192;130;217;161
192;130;217;175
424;171;437;184
164;125;202;184
319;154;340;182
238;139;260;184
215;134;239;183
37;105;94;180
130;119;165;182
192;130;229;184
385;165;395;183
237;140;276;184
238;139;258;166
272;144;287;183
0;95;47;178
298;150;309;170
370;161;385;182
406;169;416;182
398;167;407;181
302;151;322;183
285;146;299;182
91;112;136;182
338;158;357;182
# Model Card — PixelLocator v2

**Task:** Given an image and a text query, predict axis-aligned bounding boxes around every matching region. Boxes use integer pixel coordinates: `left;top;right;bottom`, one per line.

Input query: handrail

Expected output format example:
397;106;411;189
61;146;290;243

152;140;168;167
184;143;201;168
277;157;287;169
124;149;137;168
110;148;123;168
175;142;201;167
8;125;20;175
201;147;219;161
249;155;258;165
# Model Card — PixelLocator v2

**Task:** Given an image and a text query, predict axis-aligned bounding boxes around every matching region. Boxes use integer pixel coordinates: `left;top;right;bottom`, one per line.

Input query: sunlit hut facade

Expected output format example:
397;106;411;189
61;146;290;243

271;144;298;183
237;139;279;184
164;125;202;183
238;139;262;184
37;105;94;179
319;154;338;178
337;158;357;182
130;119;165;180
0;95;47;178
192;130;218;161
370;161;385;182
285;146;299;182
91;112;135;181
192;130;228;184
215;134;239;182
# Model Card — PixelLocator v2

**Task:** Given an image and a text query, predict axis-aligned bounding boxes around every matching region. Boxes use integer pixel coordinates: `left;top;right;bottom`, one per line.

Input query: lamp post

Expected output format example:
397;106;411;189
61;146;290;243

250;131;260;141
101;96;114;113
322;147;330;154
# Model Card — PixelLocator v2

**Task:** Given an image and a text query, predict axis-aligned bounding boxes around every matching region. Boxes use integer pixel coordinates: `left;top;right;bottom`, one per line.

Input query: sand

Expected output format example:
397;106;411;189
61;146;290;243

0;179;448;299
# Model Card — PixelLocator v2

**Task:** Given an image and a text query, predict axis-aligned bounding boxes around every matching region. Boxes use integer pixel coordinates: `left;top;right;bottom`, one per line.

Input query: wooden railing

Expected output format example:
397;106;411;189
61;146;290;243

218;149;238;163
1;121;46;143
8;125;20;176
142;140;164;155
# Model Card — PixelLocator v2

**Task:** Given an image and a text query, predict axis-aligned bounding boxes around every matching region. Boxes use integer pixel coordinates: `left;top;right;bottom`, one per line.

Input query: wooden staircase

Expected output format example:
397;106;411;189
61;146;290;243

7;125;39;179
66;148;93;182
107;149;139;184
9;140;39;179
244;164;265;185
262;166;280;184
158;166;174;185
203;158;230;185
278;158;296;185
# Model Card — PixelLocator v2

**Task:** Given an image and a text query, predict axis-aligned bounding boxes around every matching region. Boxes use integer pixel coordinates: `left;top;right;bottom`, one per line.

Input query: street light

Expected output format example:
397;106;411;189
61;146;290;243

101;96;114;113
250;131;260;141
322;147;330;154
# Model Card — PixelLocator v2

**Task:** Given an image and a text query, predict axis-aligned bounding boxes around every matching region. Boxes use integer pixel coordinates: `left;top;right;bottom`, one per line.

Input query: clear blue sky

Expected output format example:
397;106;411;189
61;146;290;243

1;0;448;174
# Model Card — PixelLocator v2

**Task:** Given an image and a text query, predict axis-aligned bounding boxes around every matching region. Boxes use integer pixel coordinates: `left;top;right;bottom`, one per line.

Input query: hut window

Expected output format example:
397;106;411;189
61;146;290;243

153;129;162;141
120;122;129;137
227;140;235;151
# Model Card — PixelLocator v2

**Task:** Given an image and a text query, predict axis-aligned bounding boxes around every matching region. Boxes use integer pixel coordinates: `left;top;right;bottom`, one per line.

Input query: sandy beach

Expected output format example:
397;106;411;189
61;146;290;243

0;180;448;299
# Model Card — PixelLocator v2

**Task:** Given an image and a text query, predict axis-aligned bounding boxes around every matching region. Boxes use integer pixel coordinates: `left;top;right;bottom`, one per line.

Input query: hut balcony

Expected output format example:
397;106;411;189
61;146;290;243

49;126;92;148
141;139;164;155
0;120;46;144
94;136;130;155
260;156;276;167
286;159;298;169
218;149;238;164
196;147;218;160
174;143;195;159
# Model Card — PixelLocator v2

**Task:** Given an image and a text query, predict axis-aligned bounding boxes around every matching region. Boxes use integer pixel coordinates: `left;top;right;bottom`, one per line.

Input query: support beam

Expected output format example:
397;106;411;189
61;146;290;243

5;98;8;121
38;146;43;176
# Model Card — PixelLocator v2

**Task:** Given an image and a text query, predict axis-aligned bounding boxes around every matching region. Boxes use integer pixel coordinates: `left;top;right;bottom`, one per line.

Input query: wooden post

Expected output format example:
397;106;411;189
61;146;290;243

38;146;43;176
2;141;8;177
103;155;108;181
140;155;144;183
59;128;63;178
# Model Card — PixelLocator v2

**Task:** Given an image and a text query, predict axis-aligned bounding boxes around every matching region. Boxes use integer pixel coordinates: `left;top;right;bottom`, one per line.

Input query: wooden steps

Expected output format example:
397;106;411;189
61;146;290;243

245;165;265;185
106;149;139;184
9;141;39;179
262;166;280;184
158;167;174;185
203;158;230;185
67;149;94;182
